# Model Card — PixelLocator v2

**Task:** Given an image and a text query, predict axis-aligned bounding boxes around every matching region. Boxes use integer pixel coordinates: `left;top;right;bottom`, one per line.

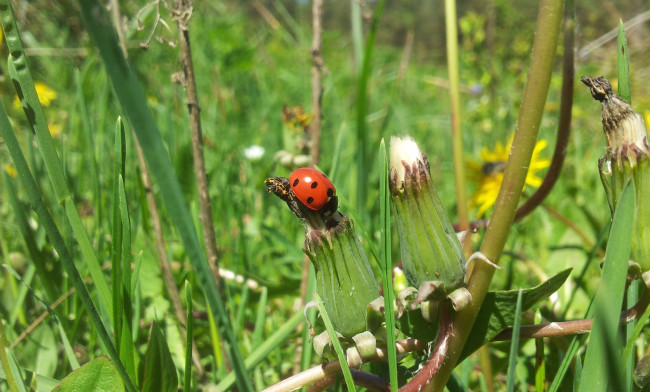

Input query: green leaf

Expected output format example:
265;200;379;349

0;367;59;392
53;357;125;392
399;308;439;342
140;321;178;392
579;180;635;392
460;268;572;360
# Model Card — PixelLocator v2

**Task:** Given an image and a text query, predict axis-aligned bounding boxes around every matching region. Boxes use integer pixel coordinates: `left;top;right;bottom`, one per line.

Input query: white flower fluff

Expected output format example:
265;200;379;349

390;136;422;186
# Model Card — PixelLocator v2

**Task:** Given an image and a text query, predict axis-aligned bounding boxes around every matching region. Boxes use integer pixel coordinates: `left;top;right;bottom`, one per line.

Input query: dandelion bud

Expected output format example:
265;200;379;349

582;76;650;271
389;136;466;291
304;217;380;338
265;172;380;339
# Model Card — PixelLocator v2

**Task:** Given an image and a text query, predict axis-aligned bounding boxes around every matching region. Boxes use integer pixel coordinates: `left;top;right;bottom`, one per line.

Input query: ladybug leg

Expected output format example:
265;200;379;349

321;195;339;217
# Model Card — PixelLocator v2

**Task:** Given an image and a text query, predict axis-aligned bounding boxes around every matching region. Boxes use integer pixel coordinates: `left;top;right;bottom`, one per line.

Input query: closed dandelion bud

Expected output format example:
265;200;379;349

389;136;466;291
265;169;379;339
582;76;650;271
304;218;380;338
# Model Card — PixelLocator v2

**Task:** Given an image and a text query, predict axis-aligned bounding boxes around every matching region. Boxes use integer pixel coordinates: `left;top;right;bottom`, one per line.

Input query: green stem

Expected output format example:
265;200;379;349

355;0;386;216
445;0;469;232
430;0;564;389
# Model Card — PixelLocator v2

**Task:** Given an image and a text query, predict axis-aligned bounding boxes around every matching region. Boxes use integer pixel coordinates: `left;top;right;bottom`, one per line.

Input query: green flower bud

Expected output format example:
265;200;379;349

304;217;380;338
389;136;466;291
582;76;650;271
265;174;380;339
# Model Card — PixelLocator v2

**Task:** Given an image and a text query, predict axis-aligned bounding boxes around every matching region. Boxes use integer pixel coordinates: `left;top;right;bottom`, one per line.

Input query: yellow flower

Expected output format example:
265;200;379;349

13;81;57;108
468;135;550;217
4;164;17;178
48;122;62;138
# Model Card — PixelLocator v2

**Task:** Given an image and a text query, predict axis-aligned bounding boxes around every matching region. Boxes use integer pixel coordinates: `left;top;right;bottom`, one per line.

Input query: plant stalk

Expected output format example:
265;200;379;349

444;0;469;233
173;0;222;291
429;0;564;389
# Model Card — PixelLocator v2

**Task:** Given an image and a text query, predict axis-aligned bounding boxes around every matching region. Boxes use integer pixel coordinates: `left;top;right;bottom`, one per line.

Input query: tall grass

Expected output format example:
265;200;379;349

0;1;648;391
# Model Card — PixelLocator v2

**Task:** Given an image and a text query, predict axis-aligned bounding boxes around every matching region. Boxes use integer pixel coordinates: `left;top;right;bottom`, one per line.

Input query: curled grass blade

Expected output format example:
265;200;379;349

77;1;251;389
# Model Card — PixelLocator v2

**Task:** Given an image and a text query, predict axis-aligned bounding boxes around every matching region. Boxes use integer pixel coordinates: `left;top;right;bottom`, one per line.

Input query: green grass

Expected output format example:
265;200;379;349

0;1;649;391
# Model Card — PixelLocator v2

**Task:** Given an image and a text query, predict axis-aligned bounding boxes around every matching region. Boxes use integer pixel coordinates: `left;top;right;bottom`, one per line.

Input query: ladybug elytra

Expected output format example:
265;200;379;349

289;168;336;211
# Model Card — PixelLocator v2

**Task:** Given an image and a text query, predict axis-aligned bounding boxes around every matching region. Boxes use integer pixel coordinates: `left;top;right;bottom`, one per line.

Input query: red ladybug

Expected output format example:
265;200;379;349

289;168;336;211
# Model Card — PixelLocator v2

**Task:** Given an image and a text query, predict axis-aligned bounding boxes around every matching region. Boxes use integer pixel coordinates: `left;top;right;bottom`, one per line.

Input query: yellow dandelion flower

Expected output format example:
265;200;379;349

4;164;17;178
468;135;550;217
13;81;57;108
48;122;62;138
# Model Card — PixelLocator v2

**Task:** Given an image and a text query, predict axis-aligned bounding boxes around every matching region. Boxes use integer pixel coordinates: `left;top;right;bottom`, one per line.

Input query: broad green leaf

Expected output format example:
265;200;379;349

53;357;124;392
579;181;635;392
140;321;178;392
460;268;572;360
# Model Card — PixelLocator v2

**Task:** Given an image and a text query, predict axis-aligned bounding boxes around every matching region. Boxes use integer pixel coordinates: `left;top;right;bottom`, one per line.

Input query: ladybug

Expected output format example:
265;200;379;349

289;168;336;211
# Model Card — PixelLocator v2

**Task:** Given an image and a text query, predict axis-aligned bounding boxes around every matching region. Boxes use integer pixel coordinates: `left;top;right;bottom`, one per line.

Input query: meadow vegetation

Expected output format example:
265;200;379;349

1;0;650;390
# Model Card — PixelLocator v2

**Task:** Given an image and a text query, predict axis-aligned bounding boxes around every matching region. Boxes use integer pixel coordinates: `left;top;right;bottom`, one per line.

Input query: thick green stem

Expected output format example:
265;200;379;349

430;0;564;389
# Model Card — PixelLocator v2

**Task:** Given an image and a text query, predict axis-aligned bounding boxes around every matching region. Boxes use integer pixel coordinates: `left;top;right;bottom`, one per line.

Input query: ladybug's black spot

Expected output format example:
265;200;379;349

292;179;299;187
311;181;318;189
327;188;334;197
306;196;314;204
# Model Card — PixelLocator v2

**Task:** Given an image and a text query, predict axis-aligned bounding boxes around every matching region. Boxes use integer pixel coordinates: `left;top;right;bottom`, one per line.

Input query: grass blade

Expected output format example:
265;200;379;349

313;293;356;392
0;3;114;320
2;265;79;370
534;310;546;392
3;173;59;303
0;103;135;392
379;139;398;389
184;281;193;392
0;317;27;392
77;1;252;389
505;289;523;392
617;20;631;103
355;0;386;215
216;311;303;391
578;180;635;392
